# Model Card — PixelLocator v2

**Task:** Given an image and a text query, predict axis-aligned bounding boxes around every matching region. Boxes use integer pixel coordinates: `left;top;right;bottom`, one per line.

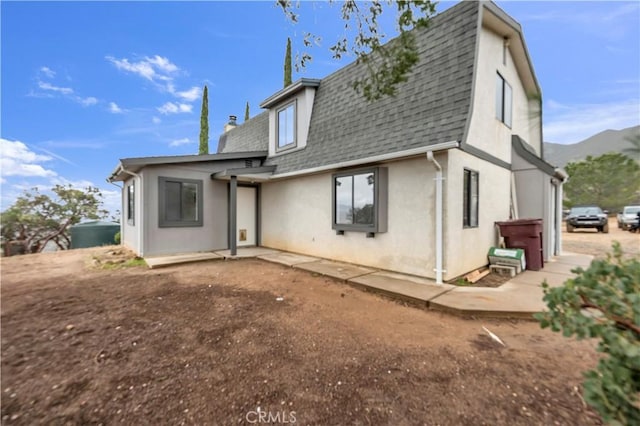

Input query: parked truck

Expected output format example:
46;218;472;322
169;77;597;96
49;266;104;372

616;205;640;230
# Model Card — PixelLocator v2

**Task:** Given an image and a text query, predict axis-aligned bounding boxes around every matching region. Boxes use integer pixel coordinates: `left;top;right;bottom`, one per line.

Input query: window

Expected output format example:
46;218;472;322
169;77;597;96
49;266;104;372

463;169;479;228
495;73;512;127
158;177;203;227
277;102;296;149
127;183;135;225
332;167;388;234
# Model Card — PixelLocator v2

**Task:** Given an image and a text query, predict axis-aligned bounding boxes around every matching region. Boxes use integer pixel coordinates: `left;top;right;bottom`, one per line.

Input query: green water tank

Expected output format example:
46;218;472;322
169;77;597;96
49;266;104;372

70;221;120;249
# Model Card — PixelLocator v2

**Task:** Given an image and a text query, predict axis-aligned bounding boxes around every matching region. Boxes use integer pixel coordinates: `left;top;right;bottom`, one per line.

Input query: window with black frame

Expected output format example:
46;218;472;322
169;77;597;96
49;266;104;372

463;168;479;228
332;167;387;234
495;72;512;127
158;177;203;227
127;183;135;225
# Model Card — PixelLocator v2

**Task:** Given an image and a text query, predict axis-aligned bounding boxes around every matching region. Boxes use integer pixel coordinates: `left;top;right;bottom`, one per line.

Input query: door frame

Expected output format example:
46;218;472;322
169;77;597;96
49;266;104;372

227;180;261;252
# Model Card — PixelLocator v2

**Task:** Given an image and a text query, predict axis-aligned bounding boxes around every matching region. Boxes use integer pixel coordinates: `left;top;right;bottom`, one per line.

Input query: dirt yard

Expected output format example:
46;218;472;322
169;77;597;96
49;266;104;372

562;217;639;260
2;220;636;425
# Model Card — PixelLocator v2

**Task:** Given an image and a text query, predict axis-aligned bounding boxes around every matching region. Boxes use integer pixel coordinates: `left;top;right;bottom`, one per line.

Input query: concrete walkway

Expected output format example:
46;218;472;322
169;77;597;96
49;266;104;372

144;247;592;319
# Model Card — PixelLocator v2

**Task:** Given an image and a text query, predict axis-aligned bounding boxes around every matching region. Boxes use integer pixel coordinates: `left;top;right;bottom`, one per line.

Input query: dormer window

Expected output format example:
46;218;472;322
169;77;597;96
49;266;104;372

277;102;296;150
260;78;320;158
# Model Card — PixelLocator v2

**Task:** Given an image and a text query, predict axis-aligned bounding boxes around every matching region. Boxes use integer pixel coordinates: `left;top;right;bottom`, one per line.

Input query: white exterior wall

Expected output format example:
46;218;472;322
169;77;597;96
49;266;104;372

262;157;439;278
466;25;542;160
139;164;237;256
444;149;512;279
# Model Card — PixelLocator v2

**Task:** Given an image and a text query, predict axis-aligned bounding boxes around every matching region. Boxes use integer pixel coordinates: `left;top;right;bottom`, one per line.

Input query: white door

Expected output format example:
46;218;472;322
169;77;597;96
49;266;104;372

237;187;257;247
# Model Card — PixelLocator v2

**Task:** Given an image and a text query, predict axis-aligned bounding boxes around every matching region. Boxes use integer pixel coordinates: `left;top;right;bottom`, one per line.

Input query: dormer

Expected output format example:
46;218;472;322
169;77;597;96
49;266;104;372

260;78;320;157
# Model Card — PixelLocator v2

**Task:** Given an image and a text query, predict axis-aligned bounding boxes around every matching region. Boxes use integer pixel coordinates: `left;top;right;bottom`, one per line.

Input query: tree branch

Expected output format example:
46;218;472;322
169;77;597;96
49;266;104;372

580;294;640;335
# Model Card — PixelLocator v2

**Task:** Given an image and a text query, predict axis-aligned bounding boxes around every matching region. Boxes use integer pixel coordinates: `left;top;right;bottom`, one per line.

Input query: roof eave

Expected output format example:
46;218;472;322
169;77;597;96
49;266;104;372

107;151;269;182
482;1;541;96
260;78;321;109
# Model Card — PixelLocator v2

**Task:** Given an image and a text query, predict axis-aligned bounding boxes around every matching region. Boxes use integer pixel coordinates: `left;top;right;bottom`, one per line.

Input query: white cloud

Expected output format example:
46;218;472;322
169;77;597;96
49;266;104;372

0;139;120;216
106;56;156;81
145;55;179;73
544;99;640;144
0;138;57;179
175;86;201;102
106;54;200;108
79;96;98;106
34;67;98;107
106;54;180;85
40;66;56;78
157;102;192;115
169;137;193;147
109;102;124;113
152;116;161;124
38;80;74;95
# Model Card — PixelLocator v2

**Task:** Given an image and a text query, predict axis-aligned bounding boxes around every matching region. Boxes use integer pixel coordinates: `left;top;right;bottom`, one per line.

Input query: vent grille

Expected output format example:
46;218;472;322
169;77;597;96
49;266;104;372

245;160;253;168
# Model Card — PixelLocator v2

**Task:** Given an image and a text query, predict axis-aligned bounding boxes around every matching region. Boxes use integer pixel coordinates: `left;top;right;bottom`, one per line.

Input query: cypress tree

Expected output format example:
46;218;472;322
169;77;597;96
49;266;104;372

284;38;292;87
244;101;250;122
199;85;209;155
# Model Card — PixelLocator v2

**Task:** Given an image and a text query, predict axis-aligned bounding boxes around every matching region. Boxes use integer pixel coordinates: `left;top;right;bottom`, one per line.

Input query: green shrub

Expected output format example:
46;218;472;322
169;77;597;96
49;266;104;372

535;242;640;424
114;231;121;244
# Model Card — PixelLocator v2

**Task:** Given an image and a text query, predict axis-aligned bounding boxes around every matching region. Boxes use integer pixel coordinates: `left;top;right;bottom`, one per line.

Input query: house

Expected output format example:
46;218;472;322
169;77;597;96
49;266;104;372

107;1;567;283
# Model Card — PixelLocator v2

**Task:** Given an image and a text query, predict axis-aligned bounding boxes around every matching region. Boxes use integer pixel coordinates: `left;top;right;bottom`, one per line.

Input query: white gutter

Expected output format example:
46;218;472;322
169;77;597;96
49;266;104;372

426;151;445;284
271;141;460;180
119;165;144;257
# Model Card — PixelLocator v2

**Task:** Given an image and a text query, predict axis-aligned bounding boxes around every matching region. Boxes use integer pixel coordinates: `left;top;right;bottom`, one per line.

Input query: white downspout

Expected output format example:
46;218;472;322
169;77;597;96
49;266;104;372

427;151;444;284
553;168;568;256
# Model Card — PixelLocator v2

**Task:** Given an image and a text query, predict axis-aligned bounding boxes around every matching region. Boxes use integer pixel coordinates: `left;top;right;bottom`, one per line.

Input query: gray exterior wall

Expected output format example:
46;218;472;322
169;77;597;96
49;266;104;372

135;160;247;257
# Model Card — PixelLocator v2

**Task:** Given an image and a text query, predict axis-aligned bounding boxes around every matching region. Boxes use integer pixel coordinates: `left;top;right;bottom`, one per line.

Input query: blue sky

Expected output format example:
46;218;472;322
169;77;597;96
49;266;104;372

2;1;639;215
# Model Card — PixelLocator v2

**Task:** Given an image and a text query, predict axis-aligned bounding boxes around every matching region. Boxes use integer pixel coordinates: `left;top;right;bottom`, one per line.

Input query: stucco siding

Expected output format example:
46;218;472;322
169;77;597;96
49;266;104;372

466;25;541;160
444;149;511;279
512;148;556;261
261;157;439;278
140;164;239;256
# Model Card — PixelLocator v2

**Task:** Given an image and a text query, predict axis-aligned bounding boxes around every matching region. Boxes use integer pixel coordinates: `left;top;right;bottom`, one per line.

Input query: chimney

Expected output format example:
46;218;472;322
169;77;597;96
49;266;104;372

224;115;237;133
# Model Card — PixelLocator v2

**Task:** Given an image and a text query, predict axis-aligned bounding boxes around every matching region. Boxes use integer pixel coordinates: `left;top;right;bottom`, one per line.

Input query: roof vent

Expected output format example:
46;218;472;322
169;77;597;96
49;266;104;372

224;115;238;133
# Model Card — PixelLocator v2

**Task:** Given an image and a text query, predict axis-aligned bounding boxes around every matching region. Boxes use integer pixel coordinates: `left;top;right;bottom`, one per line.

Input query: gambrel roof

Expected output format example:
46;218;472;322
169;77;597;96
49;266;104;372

218;1;540;176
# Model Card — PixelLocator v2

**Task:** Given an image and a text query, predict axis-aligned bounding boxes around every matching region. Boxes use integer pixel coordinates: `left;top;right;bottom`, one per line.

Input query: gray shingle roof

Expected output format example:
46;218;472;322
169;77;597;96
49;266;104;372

217;111;269;154
219;0;479;175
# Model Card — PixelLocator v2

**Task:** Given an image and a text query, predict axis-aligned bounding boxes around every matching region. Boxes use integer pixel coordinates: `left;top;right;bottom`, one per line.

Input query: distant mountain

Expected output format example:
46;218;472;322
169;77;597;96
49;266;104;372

543;125;640;168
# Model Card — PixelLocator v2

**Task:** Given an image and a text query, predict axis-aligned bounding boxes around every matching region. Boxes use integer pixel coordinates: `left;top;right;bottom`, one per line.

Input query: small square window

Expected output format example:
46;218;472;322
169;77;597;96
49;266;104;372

277;103;296;149
463;169;479;228
496;73;512;127
158;177;203;227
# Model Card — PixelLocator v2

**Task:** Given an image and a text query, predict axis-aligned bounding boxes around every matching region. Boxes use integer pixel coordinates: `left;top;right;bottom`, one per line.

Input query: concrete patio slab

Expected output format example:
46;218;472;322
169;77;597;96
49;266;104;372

553;252;593;268
536;260;581;275
429;283;546;319
145;252;222;269
427;253;591;318
214;247;280;259
146;248;591;319
296;260;376;281
349;272;454;306
509;270;574;288
258;252;319;267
